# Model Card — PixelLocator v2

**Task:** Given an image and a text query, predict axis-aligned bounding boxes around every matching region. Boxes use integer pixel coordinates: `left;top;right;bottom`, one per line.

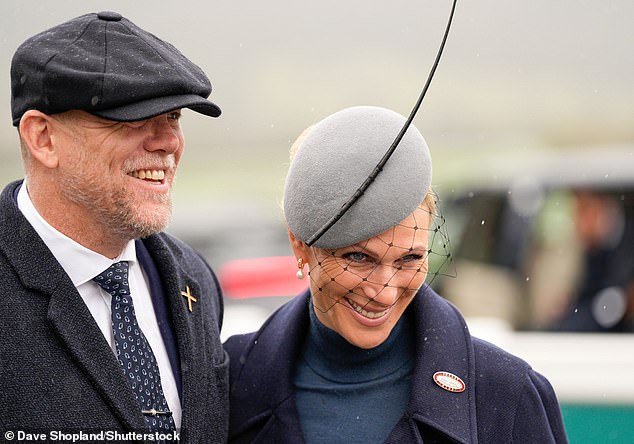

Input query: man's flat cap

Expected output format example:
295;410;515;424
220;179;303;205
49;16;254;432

284;106;432;249
11;11;220;126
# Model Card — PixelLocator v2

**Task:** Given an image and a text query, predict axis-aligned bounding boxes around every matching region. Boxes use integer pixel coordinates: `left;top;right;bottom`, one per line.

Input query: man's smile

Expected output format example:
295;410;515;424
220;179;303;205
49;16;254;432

127;169;166;183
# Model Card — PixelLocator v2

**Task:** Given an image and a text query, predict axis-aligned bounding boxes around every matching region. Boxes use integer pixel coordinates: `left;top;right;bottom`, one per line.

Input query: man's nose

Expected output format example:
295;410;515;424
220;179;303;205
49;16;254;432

143;115;181;154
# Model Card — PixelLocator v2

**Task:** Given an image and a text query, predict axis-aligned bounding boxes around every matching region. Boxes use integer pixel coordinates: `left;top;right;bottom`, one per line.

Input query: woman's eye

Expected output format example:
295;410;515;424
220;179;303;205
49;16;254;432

342;252;368;263
399;254;423;268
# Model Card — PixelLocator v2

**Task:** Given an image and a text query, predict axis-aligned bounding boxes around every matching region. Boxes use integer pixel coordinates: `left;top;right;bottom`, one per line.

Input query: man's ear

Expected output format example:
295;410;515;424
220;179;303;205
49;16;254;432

288;228;310;261
19;110;59;169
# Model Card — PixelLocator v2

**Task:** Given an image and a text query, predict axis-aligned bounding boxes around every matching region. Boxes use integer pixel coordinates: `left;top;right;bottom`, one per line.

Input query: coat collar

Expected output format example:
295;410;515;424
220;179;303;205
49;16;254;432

141;233;223;443
228;292;310;440
230;286;478;443
404;284;478;443
0;181;145;430
0;180;218;439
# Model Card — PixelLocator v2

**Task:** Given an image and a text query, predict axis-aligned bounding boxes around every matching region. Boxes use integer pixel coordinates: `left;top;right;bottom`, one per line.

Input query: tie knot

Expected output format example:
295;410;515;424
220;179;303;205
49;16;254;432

93;261;130;296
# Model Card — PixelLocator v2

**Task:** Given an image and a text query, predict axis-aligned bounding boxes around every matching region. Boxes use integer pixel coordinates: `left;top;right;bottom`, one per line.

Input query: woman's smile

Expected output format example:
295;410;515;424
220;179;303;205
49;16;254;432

344;296;393;327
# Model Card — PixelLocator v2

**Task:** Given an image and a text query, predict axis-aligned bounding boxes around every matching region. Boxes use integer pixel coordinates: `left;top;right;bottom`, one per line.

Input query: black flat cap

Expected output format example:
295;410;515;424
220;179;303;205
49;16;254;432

11;11;221;126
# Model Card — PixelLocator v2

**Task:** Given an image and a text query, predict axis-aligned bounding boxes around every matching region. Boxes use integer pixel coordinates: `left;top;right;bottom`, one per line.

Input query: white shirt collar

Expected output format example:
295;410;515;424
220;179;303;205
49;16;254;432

17;181;137;286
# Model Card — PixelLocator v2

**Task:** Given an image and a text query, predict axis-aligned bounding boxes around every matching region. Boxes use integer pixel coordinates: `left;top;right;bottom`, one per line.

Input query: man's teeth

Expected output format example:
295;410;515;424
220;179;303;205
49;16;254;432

128;170;165;181
347;298;389;319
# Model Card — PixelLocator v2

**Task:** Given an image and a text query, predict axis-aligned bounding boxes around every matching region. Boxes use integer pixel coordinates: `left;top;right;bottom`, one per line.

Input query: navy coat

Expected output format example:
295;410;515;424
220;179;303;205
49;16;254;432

225;289;568;443
0;181;228;443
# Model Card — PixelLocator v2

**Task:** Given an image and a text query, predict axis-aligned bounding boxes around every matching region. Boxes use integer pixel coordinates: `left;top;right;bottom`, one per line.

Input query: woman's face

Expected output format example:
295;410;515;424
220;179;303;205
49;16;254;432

292;204;431;349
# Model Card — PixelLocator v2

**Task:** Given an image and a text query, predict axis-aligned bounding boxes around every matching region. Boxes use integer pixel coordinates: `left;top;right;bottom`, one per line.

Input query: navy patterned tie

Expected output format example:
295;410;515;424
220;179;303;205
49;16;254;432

93;261;175;432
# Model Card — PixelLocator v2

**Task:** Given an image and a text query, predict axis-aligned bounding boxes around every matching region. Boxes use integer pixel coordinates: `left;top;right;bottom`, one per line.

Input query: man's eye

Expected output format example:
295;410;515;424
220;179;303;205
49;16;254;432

342;252;368;263
167;111;181;121
124;120;145;129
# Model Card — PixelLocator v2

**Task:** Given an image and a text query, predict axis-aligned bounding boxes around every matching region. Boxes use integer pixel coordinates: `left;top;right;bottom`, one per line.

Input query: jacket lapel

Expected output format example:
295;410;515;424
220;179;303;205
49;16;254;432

0;181;144;430
46;281;145;430
397;287;478;444
141;235;213;443
229;291;311;442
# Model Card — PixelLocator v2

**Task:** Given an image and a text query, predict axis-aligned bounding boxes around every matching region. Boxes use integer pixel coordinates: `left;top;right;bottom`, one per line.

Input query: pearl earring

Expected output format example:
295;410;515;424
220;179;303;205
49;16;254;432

296;258;305;280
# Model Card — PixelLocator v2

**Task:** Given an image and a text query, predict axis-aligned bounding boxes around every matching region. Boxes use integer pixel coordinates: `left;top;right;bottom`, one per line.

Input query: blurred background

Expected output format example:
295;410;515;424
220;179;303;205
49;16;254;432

2;1;633;441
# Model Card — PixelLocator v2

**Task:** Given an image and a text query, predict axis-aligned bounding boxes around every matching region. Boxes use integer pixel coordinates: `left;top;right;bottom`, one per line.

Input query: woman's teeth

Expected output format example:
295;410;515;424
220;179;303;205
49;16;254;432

346;297;389;319
128;169;165;181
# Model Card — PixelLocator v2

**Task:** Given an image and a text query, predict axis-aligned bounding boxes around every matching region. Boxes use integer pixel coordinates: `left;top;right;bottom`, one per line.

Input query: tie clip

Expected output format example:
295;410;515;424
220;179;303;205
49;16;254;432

142;408;172;417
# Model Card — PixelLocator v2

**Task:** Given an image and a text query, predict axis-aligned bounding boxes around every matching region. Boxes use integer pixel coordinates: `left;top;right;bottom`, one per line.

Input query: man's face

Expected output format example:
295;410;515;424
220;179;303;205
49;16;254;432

52;110;184;242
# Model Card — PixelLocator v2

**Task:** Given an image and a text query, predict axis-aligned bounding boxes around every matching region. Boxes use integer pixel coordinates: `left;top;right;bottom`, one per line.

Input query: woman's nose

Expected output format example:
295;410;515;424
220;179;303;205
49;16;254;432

362;264;400;302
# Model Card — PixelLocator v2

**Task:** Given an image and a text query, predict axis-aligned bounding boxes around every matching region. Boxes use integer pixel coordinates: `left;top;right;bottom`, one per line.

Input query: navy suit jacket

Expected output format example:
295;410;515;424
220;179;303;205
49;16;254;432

225;289;568;443
0;180;228;443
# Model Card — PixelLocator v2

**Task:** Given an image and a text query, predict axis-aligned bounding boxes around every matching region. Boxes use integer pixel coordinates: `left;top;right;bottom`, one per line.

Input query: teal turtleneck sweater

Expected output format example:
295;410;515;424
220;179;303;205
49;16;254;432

293;302;415;444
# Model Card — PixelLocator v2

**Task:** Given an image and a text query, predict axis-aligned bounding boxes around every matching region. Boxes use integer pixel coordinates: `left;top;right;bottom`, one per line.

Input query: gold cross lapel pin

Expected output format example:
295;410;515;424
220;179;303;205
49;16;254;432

181;286;198;313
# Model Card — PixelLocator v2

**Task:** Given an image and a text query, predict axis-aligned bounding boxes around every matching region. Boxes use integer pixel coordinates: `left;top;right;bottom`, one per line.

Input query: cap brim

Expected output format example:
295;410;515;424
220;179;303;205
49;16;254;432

90;94;221;122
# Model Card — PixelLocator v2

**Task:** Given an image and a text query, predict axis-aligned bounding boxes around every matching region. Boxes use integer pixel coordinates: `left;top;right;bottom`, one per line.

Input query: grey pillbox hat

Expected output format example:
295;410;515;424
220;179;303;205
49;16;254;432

284;106;432;249
11;11;220;126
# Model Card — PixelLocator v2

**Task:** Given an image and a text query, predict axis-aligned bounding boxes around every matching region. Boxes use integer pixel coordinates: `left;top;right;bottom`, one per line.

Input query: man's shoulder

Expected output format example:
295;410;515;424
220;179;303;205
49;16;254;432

141;232;218;287
151;230;195;252
145;232;207;265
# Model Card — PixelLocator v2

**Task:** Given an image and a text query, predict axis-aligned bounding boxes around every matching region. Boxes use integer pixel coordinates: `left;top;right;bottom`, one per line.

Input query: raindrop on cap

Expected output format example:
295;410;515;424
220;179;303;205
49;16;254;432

97;11;122;22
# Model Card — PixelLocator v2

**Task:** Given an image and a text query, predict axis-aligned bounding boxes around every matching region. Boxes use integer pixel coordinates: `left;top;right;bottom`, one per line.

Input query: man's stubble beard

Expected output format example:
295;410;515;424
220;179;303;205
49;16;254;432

60;161;174;242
